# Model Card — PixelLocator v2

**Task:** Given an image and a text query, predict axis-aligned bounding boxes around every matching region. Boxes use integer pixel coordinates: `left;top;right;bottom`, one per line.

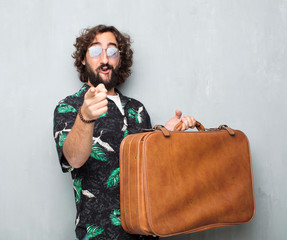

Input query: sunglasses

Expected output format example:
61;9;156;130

88;46;120;59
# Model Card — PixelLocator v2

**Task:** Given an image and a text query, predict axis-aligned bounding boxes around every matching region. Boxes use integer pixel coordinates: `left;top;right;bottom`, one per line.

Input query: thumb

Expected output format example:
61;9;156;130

175;110;182;119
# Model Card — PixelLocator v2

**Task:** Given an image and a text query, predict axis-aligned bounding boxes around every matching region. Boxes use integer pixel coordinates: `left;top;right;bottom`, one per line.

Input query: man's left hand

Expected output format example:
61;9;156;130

165;110;196;131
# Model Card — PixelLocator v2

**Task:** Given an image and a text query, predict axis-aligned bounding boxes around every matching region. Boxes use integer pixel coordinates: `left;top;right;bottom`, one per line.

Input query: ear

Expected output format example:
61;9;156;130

82;58;86;66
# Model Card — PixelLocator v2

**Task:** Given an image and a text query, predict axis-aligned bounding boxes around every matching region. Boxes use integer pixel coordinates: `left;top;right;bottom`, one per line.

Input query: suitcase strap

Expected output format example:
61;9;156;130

153;125;171;137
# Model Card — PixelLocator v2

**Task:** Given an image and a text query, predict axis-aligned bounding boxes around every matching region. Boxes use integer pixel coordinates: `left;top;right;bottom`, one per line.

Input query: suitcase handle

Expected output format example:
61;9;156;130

174;121;205;131
174;121;235;136
153;121;205;137
154;121;235;137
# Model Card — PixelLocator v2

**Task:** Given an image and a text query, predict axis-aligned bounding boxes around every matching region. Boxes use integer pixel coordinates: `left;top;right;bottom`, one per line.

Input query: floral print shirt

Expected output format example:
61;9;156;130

53;84;158;240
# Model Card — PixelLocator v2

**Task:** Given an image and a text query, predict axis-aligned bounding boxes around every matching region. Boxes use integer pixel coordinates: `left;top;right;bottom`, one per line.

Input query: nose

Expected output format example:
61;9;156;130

100;50;108;64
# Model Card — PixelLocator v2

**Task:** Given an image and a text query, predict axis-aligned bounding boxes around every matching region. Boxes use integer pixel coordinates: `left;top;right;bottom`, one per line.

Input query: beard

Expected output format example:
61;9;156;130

85;61;120;91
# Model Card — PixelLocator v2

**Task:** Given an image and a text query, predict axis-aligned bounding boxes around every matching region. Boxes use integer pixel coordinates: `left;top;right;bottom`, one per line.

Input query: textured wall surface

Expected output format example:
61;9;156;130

0;0;286;239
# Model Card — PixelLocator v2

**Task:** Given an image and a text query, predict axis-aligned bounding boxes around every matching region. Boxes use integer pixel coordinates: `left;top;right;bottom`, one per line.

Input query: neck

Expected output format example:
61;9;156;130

107;88;117;96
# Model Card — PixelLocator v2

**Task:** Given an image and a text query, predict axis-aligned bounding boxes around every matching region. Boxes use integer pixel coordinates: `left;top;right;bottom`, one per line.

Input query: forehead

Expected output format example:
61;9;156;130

90;32;118;47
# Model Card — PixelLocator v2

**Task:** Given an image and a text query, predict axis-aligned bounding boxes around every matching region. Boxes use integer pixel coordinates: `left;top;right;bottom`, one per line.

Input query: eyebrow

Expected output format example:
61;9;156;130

90;42;118;48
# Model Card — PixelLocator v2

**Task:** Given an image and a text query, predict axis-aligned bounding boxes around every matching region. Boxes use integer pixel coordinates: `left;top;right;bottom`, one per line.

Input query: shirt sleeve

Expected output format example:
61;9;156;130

53;101;78;173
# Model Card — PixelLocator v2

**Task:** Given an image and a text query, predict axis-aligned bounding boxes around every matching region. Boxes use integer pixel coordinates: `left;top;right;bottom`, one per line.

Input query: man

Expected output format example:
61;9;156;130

53;25;196;240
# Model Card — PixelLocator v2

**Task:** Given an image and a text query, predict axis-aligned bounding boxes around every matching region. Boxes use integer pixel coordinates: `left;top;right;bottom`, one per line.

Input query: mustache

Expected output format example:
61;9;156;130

97;63;113;71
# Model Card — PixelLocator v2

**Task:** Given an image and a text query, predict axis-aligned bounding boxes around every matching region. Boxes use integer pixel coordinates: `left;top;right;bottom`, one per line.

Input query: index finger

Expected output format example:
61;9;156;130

86;84;107;98
95;83;107;94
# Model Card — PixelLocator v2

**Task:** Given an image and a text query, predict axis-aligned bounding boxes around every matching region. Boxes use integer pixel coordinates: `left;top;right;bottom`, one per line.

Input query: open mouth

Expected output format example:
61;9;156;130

99;64;112;74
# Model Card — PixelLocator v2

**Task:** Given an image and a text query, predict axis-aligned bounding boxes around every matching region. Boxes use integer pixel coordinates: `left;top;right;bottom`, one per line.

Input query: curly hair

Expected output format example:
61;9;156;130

72;25;133;84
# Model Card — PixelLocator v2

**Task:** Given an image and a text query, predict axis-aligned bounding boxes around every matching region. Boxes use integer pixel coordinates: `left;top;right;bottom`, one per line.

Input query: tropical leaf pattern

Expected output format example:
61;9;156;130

128;107;143;123
58;132;68;147
73;178;82;204
106;168;120;188
90;143;107;161
98;112;108;118
71;85;87;98
128;108;138;122
57;103;77;113
109;209;121;226
86;224;104;238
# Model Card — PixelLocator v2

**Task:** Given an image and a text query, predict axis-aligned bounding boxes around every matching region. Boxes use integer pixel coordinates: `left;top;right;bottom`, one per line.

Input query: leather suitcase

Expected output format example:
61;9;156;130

120;122;255;237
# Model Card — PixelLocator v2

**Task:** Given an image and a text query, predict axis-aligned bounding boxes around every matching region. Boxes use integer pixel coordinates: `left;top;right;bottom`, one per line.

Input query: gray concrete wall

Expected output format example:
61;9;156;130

0;0;286;239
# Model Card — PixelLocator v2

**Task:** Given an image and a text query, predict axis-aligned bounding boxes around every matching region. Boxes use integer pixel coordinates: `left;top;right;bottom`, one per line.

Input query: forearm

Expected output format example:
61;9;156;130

63;114;94;168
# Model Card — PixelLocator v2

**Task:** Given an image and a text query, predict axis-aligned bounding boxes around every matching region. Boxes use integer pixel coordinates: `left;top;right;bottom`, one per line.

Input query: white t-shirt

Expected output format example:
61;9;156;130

107;94;124;115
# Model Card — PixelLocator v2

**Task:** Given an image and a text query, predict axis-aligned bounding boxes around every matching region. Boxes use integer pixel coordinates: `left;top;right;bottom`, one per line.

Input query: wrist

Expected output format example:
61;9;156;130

78;106;95;124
